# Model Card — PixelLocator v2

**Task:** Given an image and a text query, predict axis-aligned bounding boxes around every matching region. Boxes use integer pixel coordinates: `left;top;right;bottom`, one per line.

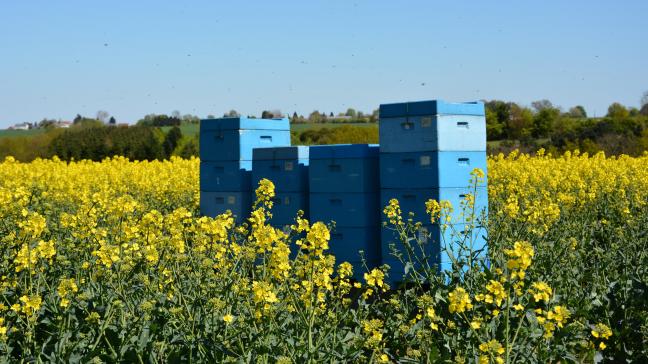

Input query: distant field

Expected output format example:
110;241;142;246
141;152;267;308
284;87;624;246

0;128;46;138
160;123;200;137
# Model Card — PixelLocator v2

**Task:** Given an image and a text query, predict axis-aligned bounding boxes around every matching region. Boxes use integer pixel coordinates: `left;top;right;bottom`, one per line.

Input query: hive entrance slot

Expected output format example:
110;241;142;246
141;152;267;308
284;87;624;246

329;164;342;172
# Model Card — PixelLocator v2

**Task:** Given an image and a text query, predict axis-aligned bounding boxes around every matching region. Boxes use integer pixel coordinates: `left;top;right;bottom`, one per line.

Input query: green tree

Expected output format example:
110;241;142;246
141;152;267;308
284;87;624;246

37;119;58;129
345;108;357;118
532;106;560;138
531;99;554;112
50;126;164;161
177;136;199;158
607;103;629;119
506;104;534;140
308;111;322;123
567;106;587;118
485;108;505;140
261;110;274;119
163;126;183;158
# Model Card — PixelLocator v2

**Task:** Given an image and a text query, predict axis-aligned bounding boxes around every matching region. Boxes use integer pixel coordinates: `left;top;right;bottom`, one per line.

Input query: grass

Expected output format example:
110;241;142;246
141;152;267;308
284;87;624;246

0;128;47;139
160;123;200;138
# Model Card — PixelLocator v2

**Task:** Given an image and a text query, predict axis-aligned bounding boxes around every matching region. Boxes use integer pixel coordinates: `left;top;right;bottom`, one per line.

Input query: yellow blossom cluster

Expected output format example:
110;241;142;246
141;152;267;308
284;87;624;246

591;323;612;350
488;150;648;235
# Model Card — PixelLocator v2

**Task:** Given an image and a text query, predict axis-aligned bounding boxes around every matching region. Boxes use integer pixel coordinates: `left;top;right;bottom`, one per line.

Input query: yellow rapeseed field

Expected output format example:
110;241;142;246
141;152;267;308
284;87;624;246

0;151;646;362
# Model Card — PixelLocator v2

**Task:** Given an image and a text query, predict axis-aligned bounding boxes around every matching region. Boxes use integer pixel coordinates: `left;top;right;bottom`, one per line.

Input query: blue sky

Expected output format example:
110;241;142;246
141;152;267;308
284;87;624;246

1;0;646;127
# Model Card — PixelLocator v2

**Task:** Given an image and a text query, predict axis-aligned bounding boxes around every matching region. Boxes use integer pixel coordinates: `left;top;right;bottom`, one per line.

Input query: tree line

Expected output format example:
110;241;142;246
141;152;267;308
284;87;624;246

47;122;196;161
485;98;648;156
2;97;648;161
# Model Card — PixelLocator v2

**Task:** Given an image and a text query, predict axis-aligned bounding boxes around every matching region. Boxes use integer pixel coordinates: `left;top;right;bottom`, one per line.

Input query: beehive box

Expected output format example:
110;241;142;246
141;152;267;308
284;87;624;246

252;146;309;192
199;191;251;223
379;100;485;118
200;117;290;161
200;160;252;191
379;114;486;153
382;223;487;282
380;187;488;225
266;192;309;226
309;144;379;193
310;192;380;227
380;151;487;189
328;226;381;279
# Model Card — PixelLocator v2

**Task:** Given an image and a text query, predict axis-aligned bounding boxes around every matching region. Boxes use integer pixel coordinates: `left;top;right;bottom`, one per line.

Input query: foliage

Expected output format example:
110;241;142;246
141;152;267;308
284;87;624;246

487;150;648;362
292;125;378;145
137;114;182;127
49;126;166;161
162;126;183;158
0;152;645;362
174;136;199;159
485;100;648;156
0;129;63;162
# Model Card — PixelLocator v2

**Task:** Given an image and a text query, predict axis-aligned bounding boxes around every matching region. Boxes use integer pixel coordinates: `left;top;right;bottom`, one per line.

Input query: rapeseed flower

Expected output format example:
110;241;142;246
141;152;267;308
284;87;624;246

448;287;472;313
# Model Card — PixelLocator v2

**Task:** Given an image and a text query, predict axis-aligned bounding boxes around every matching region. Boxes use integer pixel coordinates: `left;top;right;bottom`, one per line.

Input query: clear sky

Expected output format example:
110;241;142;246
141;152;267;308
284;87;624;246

1;0;647;127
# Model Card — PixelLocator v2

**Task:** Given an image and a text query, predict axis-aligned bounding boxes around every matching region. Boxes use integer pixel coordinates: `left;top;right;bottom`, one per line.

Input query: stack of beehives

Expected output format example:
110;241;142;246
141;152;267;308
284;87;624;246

379;100;488;282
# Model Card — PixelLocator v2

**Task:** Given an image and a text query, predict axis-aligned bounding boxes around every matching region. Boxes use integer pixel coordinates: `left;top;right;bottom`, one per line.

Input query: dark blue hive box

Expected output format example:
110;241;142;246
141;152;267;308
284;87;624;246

309;144;379;193
252;146;309;192
199;191;252;223
200;160;252;191
310;192;380;227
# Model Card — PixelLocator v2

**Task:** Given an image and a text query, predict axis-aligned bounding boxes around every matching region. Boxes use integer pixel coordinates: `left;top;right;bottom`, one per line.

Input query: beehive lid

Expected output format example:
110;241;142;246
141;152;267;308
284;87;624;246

309;144;379;159
253;146;310;160
380;100;485;118
201;116;290;131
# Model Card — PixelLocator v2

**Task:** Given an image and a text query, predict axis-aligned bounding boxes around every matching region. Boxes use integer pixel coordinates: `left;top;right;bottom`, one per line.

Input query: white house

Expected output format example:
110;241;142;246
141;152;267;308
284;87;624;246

9;122;30;130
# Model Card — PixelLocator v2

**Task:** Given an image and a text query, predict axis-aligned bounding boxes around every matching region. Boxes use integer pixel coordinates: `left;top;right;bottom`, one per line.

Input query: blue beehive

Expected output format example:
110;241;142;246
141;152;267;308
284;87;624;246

329;226;381;280
252;146;310;227
379;99;489;283
379;100;485;118
309;144;381;275
200;117;291;222
200;160;252;191
252;146;309;192
309;193;380;227
380;187;488;225
200;191;252;221
379;114;486;153
380;151;487;189
267;192;309;226
200;117;290;161
382;223;487;281
309;144;379;193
